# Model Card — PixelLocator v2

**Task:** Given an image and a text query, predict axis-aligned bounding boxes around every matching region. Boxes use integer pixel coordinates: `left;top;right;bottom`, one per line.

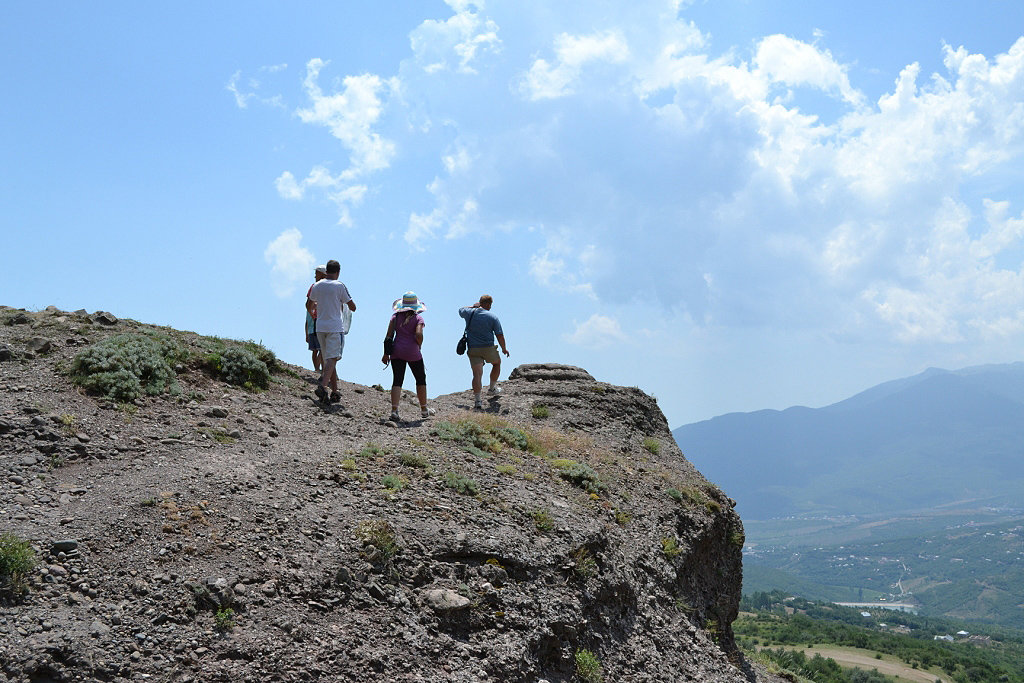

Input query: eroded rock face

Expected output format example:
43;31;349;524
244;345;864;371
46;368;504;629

0;306;771;683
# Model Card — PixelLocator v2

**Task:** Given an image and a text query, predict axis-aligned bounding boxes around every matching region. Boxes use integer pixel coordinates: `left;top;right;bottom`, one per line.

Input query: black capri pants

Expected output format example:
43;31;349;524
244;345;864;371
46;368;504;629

391;358;426;387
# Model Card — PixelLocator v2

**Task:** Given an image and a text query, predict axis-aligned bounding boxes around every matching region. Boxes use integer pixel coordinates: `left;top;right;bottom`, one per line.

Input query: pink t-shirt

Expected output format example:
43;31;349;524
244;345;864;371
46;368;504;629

390;312;424;361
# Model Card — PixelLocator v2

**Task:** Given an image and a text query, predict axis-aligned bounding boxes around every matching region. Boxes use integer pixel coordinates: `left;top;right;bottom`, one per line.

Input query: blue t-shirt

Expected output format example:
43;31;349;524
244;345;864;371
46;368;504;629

459;307;503;348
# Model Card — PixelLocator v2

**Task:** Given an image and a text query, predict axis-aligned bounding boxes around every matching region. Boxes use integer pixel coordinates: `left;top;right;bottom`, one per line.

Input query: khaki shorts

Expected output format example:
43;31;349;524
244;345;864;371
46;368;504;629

316;331;345;361
467;345;500;366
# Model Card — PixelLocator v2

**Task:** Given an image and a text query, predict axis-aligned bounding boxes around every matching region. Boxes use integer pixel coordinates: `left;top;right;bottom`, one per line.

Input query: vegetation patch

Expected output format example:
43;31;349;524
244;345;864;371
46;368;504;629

443;471;479;496
0;533;36;597
571;547;598;578
531;404;549;418
575;649;603;682
70;332;182;402
214;607;236;632
399;452;428;468
380;474;406;492
661;536;682;558
495;464;517;476
355;519;398;562
558;462;607;494
642;437;660;454
203;346;271;390
531;509;555;532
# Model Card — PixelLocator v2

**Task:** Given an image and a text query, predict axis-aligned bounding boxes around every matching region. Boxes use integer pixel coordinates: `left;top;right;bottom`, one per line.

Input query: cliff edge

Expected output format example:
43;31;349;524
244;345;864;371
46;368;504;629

0;306;776;683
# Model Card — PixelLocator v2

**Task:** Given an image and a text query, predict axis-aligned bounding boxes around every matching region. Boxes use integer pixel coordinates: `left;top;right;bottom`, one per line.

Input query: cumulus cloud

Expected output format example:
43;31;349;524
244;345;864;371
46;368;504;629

296;60;397;178
264;228;316;298
754;34;864;107
564;314;628;348
409;0;501;74
521;31;630;100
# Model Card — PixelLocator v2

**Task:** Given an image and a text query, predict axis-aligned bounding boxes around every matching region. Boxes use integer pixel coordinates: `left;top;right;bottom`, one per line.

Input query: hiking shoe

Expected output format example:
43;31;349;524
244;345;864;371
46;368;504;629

389;410;400;422
330;391;342;404
473;399;483;410
420;407;435;419
314;385;328;402
487;384;502;395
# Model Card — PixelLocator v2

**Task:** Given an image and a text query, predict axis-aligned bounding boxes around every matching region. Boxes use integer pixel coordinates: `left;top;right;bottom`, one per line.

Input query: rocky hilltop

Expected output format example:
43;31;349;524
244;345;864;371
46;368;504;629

0;306;778;683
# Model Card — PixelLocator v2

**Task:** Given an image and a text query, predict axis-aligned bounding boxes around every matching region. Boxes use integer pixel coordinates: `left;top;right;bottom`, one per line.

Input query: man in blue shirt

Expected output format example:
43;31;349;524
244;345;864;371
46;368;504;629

459;294;510;409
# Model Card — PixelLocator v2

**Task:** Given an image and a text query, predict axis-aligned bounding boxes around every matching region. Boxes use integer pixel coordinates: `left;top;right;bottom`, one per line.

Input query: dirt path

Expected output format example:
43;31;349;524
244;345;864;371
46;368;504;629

776;646;946;683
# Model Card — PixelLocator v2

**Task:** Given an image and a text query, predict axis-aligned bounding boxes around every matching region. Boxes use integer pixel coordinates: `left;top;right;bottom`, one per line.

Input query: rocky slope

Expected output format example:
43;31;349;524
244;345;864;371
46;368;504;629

0;306;780;683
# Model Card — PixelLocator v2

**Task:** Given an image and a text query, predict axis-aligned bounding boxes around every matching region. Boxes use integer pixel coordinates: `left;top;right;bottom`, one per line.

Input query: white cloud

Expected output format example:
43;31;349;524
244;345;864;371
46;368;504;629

564;314;628;348
410;0;501;74
264;228;316;298
754;34;864;107
274;167;368;226
521;31;630;100
296;60;397;178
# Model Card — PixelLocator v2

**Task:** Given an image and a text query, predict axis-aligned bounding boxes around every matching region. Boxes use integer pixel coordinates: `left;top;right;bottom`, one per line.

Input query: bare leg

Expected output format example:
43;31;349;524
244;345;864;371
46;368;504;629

416;384;427;410
471;362;484;394
489;361;501;388
321;358;338;390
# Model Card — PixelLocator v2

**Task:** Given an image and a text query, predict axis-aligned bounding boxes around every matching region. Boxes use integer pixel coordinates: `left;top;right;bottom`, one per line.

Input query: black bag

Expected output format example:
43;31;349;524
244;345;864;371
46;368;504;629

384;338;395;355
456;309;477;355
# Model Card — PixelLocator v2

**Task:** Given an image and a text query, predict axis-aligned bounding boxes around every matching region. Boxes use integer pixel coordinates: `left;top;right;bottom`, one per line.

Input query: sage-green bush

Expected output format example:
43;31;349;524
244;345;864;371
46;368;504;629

70;333;181;401
0;533;36;596
559;462;607;494
218;347;270;389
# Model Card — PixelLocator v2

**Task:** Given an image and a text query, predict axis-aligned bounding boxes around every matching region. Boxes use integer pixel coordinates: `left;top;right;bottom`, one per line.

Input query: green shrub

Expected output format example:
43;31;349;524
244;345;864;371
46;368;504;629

359;443;388;458
355;519;398;561
443;471;479;496
571;547;597;578
495;464;517;475
531;404;549;418
399;452;428;468
661;536;682;558
70;333;181;401
0;533;36;596
214;607;235;631
642;437;660;454
215;347;270;389
575;649;603;683
381;474;406;492
531;509;554;532
559;463;607;494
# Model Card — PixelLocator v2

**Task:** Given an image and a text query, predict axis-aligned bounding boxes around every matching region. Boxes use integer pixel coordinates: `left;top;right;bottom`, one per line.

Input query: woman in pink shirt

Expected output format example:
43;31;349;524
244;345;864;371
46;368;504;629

381;292;432;420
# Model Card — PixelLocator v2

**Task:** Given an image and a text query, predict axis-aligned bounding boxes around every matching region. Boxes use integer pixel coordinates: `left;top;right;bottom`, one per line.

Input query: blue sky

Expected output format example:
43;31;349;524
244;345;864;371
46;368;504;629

5;1;1024;428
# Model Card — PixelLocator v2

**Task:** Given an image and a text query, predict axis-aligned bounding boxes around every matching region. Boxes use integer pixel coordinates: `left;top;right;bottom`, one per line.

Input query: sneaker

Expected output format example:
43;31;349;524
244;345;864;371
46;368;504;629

487;384;502;395
473;399;483;410
389;410;400;422
330;391;342;404
314;385;328;402
420;407;435;419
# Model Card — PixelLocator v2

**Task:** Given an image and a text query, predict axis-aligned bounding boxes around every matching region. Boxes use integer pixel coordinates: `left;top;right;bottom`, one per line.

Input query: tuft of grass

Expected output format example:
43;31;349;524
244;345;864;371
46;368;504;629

531;404;549;418
0;533;37;597
399;452;428;468
495;464;517;476
550;458;577;468
355;519;398;562
381;474;406;492
575;649;604;683
214;607;236;632
642;437;660;454
571;547;597;578
661;536;682;558
531;509;554;532
359;443;388;458
558;462;607;495
613;508;631;526
443;471;479;496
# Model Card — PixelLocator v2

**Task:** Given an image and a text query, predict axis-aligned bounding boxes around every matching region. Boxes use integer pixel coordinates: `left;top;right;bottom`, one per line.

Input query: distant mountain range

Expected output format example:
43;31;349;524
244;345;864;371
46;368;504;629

672;363;1024;519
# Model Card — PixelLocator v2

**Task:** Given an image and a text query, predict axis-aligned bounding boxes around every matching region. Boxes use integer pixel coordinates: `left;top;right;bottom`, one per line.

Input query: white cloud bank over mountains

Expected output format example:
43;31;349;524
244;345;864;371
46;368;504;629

249;0;1024;356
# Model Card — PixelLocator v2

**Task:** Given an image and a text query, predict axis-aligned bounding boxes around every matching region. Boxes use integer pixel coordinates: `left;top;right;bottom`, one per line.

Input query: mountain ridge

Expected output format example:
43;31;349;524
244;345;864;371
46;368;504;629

673;362;1024;519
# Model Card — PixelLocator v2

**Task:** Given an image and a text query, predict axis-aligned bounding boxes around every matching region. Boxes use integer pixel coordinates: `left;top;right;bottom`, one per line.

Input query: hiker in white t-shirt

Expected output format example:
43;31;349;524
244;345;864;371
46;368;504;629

307;259;356;404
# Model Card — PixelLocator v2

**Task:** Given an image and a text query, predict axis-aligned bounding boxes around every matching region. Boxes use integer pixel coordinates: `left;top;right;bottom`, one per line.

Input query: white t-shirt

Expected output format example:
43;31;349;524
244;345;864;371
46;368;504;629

309;279;352;334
